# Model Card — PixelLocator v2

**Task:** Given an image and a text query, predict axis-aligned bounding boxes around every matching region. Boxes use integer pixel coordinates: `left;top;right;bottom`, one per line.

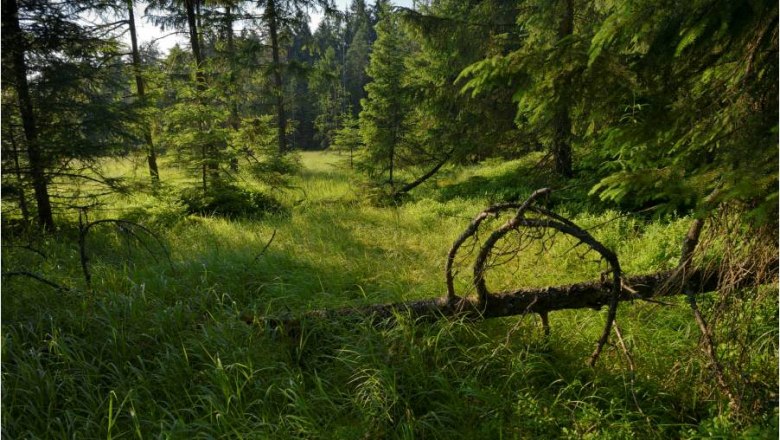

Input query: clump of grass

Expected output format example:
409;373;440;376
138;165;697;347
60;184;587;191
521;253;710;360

179;183;287;219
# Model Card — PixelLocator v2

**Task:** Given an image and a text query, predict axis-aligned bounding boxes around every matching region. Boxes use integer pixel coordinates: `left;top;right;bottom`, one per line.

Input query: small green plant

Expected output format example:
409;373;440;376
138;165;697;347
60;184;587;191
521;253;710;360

179;183;286;219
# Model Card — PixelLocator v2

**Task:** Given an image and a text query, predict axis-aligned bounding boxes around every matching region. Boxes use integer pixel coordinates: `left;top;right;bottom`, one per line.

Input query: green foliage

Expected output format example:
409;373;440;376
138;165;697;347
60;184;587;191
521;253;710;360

179;183;286;218
457;0;778;220
309;46;347;149
359;3;413;186
230;114;279;158
401;0;524;164
331;111;363;158
584;0;778;221
1;0;140;223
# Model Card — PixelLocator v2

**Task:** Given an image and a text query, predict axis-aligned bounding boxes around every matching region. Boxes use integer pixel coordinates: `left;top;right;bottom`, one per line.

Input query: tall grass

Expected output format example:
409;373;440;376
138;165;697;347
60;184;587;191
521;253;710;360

2;151;776;438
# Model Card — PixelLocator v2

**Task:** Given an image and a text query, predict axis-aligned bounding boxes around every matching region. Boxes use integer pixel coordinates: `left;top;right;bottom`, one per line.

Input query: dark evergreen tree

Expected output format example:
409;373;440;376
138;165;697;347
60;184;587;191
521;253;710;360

359;1;411;189
310;46;347;149
585;0;778;219
2;0;136;228
460;0;598;177
125;0;161;188
248;0;330;153
343;0;373;114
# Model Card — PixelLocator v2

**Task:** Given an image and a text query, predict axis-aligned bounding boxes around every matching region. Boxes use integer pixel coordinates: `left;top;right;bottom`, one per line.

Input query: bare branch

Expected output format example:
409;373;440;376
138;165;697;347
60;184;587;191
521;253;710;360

3;271;69;291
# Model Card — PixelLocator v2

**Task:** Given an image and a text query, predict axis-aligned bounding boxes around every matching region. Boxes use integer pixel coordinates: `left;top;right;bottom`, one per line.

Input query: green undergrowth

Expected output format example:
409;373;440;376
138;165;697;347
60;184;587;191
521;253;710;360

2;152;777;438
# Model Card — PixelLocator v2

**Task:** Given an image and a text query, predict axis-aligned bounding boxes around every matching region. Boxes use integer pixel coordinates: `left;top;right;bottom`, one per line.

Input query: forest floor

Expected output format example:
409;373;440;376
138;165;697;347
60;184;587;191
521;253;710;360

2;151;777;438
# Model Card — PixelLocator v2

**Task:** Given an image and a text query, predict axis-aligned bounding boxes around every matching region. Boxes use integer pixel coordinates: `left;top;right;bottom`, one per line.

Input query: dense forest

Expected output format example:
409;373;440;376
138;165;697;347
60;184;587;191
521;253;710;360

2;0;778;438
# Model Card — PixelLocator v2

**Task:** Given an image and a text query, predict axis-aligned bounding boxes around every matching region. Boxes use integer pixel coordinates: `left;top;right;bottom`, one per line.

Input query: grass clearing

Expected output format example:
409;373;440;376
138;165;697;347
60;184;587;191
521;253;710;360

2;151;777;438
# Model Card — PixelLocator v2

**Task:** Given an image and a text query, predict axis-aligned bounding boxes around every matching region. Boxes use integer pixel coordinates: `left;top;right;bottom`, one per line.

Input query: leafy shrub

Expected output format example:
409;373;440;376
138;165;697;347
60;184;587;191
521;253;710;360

179;184;286;219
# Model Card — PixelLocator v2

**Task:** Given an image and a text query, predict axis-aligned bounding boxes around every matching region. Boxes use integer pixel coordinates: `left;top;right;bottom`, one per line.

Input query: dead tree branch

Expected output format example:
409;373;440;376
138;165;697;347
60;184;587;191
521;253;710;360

2;271;69;291
79;216;172;288
392;150;454;200
677;216;741;412
248;189;775;372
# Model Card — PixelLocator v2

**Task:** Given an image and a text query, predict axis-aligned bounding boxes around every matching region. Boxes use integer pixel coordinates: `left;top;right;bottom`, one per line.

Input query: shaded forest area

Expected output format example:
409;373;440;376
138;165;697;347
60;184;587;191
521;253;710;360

2;0;778;438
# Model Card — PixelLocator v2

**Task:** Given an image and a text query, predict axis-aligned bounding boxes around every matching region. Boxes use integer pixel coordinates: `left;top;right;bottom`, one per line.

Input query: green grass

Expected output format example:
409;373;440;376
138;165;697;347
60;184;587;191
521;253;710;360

2;151;777;438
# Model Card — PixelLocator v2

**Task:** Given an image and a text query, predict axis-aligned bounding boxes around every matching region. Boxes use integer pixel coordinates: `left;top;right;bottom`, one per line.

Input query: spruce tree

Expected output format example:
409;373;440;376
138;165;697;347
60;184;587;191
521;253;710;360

459;0;596;177
359;2;410;188
2;0;137;228
343;0;373;113
310;46;346;149
586;0;778;219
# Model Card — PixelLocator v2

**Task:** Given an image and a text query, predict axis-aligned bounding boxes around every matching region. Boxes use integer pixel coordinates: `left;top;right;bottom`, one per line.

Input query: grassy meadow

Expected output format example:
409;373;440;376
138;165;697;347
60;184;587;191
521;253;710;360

2;151;777;438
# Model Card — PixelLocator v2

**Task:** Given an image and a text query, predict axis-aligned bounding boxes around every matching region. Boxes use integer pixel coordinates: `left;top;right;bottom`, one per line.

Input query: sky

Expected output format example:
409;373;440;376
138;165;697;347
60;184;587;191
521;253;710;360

132;0;415;54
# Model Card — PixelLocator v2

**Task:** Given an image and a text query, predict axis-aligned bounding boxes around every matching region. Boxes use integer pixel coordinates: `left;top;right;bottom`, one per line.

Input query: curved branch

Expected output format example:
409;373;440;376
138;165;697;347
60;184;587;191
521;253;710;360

469;188;621;365
392;150;454;200
445;201;526;299
472;188;553;304
79;218;172;287
3;271;69;291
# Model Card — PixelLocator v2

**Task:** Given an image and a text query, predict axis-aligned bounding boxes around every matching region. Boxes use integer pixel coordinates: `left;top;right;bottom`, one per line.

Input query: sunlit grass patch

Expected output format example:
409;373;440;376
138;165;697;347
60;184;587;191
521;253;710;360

2;151;776;438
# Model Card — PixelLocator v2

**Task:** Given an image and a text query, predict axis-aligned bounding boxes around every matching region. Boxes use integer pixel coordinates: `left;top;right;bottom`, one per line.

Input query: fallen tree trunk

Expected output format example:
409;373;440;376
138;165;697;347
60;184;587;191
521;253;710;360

246;187;775;368
253;268;728;328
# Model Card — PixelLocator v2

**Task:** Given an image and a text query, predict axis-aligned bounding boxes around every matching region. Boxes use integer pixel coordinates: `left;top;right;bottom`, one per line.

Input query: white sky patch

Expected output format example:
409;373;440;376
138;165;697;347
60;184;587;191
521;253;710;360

310;0;414;32
133;2;185;53
130;0;414;54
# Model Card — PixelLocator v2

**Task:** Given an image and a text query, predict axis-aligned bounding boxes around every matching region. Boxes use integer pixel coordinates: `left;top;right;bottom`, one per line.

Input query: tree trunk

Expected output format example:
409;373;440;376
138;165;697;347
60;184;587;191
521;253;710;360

185;0;218;180
225;5;240;131
3;0;55;230
184;0;206;89
126;0;160;188
266;0;288;154
388;133;395;188
196;0;205;57
202;141;208;193
552;0;574;178
252;267;762;329
225;5;240;171
9;130;30;222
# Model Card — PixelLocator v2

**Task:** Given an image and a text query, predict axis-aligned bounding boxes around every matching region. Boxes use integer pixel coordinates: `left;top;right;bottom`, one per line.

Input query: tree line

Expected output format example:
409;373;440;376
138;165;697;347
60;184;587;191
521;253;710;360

2;0;777;229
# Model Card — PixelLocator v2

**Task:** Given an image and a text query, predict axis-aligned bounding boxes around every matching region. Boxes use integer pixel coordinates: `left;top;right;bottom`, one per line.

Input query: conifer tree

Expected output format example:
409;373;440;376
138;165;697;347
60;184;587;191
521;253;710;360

310;46;346;149
586;0;778;219
359;2;410;188
343;0;373;113
2;0;53;228
125;0;161;188
459;0;595;177
401;0;521;164
2;0;136;228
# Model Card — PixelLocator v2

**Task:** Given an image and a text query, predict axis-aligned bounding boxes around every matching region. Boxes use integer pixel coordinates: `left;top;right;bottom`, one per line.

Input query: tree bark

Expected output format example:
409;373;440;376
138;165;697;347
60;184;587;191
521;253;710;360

225;5;240;131
9;130;30;222
184;0;206;89
2;0;55;229
552;0;574;178
184;0;216;187
392;150;453;200
266;0;288;154
253;267;766;329
126;0;160;188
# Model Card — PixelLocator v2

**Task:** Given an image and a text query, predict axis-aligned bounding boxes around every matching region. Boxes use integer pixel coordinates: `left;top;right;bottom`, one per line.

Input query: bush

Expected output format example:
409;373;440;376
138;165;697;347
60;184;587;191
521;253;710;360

179;184;286;219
